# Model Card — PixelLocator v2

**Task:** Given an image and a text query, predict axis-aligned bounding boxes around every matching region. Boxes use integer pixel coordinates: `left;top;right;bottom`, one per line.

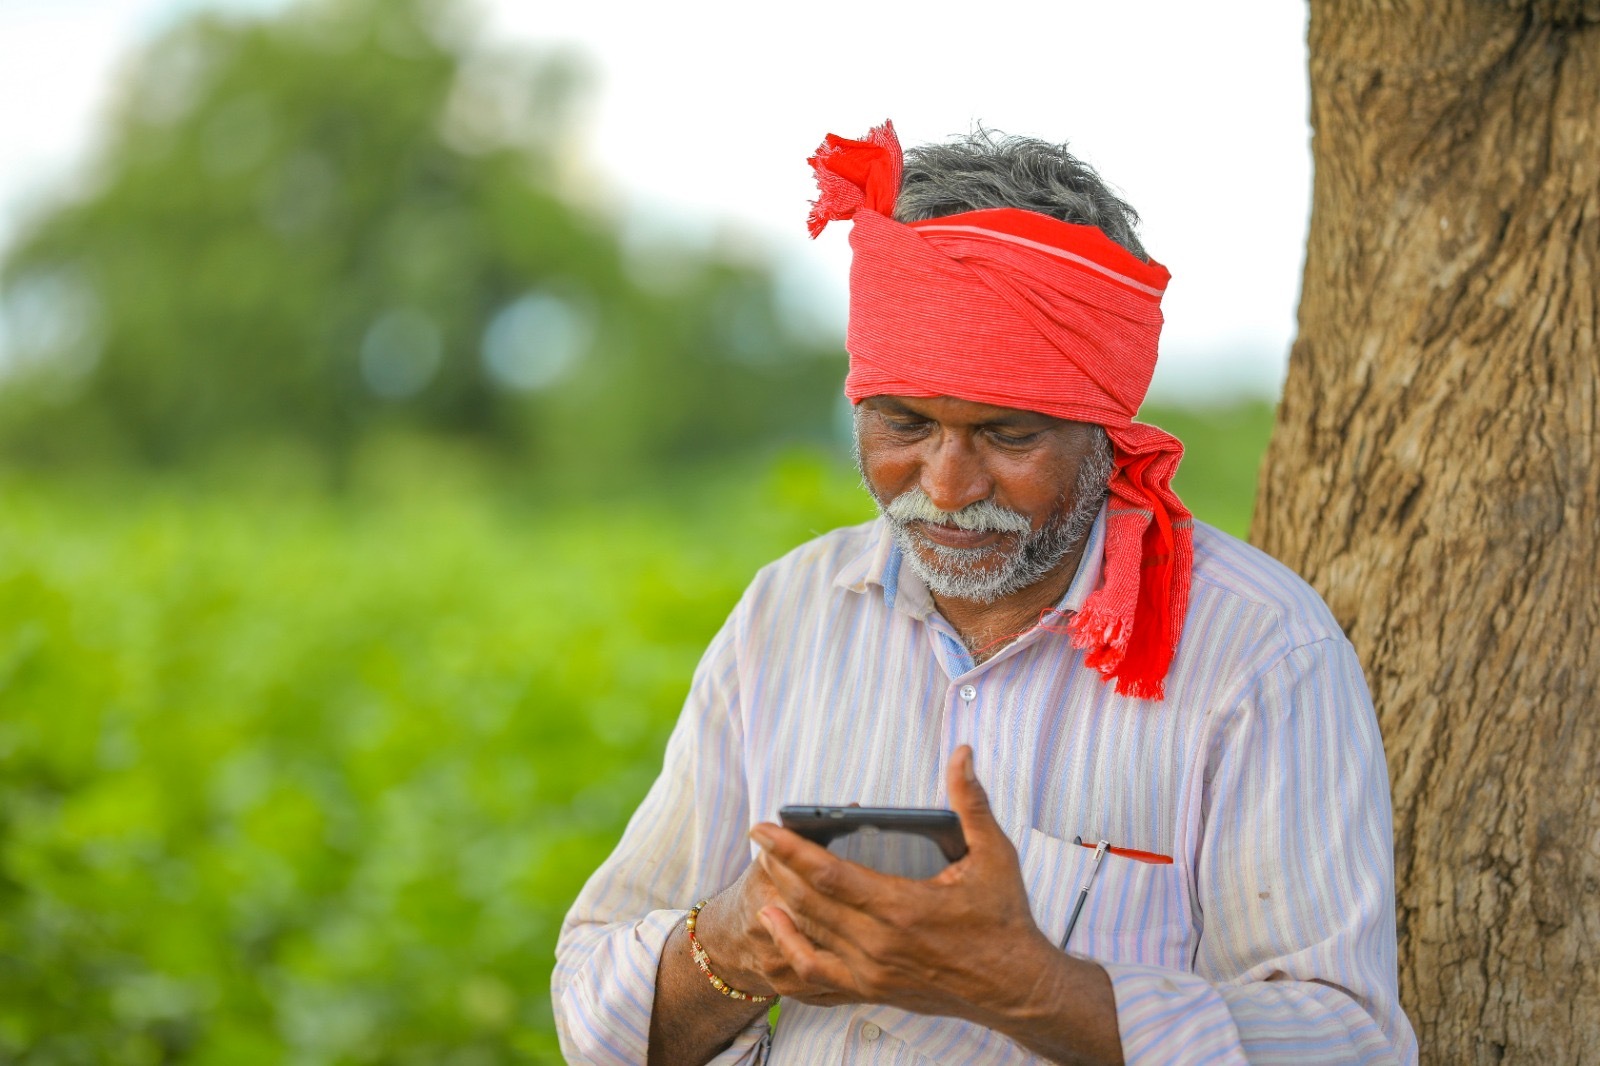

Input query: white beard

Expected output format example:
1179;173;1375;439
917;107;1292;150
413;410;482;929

882;483;1104;605
852;417;1115;606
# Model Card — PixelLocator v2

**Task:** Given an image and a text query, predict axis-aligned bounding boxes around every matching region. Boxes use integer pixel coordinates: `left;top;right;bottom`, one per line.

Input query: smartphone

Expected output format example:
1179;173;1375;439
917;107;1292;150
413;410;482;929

778;805;967;880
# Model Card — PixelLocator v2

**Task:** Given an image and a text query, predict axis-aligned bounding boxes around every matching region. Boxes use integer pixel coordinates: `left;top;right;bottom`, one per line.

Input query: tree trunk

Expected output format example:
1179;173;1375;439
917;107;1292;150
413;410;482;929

1251;3;1600;1062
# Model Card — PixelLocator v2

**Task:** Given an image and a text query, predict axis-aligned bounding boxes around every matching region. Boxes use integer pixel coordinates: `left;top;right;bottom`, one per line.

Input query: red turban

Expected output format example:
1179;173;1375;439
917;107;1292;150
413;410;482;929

809;120;1193;701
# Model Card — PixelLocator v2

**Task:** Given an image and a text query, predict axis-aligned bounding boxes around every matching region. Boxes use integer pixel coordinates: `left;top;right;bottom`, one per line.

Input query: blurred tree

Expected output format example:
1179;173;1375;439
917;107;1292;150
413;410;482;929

0;0;843;477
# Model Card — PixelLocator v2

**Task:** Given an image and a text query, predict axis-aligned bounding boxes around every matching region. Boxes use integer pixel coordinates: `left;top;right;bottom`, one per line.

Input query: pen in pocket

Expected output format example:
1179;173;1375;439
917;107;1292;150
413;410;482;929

1059;839;1108;950
1059;835;1176;951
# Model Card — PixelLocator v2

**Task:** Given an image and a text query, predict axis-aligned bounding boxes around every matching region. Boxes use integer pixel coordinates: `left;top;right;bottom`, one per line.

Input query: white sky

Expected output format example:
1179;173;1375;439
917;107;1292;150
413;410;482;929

0;0;1312;402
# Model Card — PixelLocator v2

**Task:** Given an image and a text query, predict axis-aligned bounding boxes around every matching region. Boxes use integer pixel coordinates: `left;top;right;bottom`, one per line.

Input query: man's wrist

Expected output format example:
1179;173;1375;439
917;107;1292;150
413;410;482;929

977;930;1079;1030
974;933;1123;1065
689;892;774;998
650;921;769;1066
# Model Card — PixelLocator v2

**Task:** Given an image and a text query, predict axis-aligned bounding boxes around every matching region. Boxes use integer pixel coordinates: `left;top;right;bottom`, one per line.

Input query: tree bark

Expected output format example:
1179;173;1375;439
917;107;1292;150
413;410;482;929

1252;3;1600;1062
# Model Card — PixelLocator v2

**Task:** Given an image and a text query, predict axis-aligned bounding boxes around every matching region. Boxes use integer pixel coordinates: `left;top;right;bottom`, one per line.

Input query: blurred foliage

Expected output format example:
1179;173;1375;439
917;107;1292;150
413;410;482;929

0;449;874;1065
0;405;1270;1063
0;0;842;479
0;0;1281;1060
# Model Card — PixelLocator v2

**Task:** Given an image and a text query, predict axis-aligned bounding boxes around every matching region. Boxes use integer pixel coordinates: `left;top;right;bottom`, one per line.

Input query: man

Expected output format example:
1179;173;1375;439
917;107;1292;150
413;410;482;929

553;121;1418;1065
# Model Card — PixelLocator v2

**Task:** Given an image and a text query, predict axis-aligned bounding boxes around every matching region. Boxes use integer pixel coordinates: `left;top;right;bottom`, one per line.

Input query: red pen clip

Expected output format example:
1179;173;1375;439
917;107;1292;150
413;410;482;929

1075;835;1173;865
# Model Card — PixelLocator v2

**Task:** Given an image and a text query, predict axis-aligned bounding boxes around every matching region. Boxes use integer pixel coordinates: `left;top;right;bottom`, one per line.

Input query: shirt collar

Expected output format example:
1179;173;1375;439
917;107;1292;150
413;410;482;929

834;505;1109;619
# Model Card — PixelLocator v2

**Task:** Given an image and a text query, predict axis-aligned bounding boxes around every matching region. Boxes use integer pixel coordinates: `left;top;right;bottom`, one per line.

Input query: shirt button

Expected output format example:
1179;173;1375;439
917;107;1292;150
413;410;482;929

959;684;977;702
861;1021;882;1042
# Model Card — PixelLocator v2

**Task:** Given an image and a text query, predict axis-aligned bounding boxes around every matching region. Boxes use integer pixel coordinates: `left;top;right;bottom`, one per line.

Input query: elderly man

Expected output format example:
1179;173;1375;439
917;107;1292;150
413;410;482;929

553;121;1417;1065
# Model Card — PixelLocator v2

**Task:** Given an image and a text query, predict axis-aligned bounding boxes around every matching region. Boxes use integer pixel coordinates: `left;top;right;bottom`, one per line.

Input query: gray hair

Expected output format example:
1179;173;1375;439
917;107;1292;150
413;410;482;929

893;127;1148;261
1075;425;1117;510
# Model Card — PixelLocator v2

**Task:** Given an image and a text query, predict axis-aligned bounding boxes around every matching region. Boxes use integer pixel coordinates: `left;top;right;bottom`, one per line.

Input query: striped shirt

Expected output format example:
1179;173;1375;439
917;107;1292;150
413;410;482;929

553;509;1418;1065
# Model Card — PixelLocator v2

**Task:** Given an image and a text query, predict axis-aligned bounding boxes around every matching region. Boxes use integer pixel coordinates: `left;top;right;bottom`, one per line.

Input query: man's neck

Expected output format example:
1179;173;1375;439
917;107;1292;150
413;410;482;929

930;537;1090;665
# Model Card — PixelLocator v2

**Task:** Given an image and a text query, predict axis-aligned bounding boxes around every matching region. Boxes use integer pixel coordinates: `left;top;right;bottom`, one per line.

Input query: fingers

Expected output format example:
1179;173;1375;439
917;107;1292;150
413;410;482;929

750;827;884;954
758;906;857;995
750;824;881;908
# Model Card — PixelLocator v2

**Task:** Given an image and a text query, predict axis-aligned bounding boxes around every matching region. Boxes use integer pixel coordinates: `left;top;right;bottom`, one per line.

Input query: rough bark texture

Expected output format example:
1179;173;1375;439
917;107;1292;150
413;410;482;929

1252;3;1600;1062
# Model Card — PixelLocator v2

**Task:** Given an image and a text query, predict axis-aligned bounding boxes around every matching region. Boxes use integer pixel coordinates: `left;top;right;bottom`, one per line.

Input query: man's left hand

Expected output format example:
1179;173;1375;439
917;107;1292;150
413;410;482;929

748;744;1063;1028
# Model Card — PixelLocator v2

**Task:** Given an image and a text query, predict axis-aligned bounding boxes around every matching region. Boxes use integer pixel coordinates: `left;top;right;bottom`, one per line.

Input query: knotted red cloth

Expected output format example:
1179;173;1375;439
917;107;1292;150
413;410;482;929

809;120;1193;700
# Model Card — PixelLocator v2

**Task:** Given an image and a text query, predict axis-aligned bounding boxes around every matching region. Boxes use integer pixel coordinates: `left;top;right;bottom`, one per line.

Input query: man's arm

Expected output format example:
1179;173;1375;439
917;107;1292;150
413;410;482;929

646;906;770;1065
1097;638;1417;1065
552;616;773;1066
642;864;794;1064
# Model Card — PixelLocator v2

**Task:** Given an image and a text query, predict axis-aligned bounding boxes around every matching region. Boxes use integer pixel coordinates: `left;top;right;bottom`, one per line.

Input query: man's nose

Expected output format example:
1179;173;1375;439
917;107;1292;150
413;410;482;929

920;435;991;513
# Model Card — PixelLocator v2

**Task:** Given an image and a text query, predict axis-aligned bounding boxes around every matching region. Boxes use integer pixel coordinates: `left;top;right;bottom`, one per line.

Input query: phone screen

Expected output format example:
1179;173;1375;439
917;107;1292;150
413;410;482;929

778;806;966;880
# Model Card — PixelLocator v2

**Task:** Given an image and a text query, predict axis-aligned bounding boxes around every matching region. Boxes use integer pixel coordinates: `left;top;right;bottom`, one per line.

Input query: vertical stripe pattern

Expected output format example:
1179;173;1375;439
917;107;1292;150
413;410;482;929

552;512;1418;1065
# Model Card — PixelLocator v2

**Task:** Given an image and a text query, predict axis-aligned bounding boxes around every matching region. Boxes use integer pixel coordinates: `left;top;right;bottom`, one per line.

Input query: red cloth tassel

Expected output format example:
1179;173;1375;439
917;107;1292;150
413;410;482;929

807;120;902;236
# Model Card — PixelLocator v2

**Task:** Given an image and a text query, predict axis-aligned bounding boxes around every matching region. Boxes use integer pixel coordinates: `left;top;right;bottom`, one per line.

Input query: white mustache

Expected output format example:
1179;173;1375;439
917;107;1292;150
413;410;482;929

883;488;1032;536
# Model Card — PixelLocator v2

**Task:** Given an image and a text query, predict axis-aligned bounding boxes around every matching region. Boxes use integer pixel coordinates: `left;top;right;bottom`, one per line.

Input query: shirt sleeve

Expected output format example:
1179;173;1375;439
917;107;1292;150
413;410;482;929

551;608;770;1065
1103;638;1419;1066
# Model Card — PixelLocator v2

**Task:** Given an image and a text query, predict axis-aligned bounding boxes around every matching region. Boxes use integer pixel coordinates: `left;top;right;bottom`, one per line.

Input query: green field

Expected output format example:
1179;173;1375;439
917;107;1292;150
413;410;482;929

0;403;1272;1063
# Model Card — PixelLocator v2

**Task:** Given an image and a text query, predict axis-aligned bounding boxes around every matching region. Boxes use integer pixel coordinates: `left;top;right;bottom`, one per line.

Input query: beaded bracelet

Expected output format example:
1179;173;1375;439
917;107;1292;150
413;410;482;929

686;899;775;1003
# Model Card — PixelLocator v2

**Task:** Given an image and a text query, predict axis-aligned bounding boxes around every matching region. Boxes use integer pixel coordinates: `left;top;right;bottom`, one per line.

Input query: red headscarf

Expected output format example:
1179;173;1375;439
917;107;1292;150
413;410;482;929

809;120;1193;701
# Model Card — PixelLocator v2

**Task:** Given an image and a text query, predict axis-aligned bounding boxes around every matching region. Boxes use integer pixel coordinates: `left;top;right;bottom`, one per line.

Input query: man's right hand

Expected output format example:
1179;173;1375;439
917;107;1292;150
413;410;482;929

691;858;854;1005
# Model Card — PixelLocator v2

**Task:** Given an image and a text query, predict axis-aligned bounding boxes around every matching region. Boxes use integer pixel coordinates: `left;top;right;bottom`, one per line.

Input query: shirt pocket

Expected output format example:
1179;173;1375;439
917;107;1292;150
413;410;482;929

1017;827;1192;972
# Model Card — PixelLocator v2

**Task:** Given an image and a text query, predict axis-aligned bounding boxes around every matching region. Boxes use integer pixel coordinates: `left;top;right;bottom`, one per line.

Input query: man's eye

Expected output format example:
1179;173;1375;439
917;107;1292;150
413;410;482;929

884;419;928;433
991;431;1041;446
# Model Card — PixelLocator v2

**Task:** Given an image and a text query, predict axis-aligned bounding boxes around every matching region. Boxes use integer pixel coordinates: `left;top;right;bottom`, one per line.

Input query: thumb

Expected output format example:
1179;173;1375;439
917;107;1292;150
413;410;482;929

947;745;1004;853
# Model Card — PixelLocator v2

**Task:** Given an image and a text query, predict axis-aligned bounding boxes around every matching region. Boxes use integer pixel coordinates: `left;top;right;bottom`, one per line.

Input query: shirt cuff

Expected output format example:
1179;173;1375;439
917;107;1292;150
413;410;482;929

556;908;680;1065
1104;960;1248;1066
